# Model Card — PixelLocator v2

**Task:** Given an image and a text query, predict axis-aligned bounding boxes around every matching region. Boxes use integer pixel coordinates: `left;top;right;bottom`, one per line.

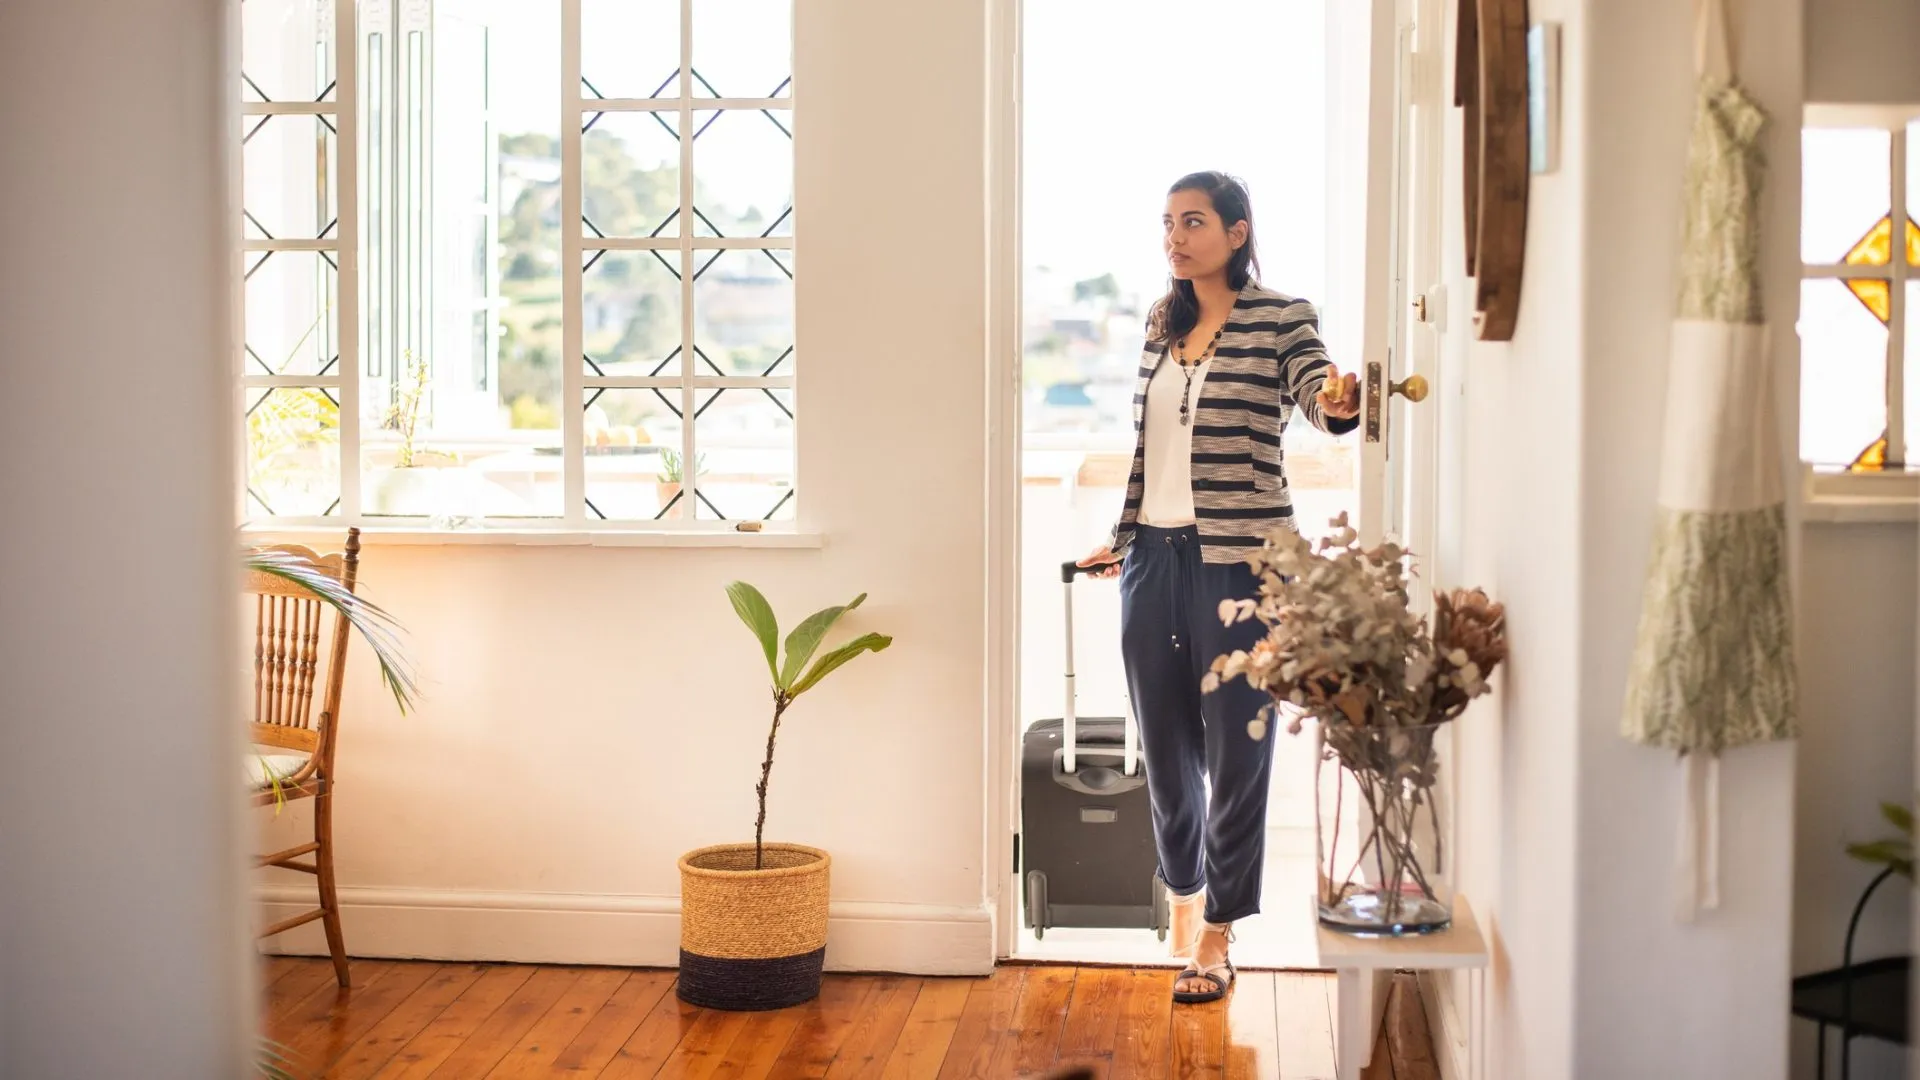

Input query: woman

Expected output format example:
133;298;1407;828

1077;171;1360;1003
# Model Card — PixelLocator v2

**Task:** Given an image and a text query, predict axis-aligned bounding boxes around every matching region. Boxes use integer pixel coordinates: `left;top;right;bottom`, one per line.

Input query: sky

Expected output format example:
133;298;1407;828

1021;0;1328;305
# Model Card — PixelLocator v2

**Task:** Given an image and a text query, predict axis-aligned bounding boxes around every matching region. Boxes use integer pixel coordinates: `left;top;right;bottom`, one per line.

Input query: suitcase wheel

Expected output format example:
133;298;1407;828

1024;871;1048;940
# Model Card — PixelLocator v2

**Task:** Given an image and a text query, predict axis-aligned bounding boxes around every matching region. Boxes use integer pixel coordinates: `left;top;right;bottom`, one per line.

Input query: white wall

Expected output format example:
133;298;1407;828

261;0;997;974
0;0;252;1074
1428;0;1589;1073
1793;522;1916;1080
1805;0;1920;105
1798;4;1920;1078
1574;0;1803;1075
1437;0;1808;1077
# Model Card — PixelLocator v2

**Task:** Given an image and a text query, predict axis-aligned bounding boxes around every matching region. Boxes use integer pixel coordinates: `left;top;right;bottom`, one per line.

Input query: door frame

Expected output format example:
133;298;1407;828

983;0;1023;962
981;0;1429;961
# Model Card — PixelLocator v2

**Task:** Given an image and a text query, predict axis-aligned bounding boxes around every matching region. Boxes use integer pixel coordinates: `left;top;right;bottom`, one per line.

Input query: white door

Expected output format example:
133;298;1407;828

1343;0;1444;559
1274;0;1447;961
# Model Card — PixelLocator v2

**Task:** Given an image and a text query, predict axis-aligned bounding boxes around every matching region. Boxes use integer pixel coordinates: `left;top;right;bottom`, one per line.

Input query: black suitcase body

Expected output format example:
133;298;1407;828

1019;562;1169;940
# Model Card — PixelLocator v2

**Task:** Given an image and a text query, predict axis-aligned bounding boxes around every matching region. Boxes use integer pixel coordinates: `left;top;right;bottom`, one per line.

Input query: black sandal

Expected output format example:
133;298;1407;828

1171;959;1235;1004
1171;923;1235;1004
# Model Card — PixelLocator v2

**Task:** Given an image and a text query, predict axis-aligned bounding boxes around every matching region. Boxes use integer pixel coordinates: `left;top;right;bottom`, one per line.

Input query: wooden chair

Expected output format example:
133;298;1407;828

246;527;361;987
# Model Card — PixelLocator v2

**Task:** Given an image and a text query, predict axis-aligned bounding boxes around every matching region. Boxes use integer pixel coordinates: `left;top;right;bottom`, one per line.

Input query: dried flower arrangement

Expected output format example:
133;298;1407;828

1203;513;1508;932
1203;513;1507;736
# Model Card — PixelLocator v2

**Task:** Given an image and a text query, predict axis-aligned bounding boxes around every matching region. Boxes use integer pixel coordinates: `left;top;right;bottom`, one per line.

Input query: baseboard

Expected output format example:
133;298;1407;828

1418;970;1473;1080
257;885;995;976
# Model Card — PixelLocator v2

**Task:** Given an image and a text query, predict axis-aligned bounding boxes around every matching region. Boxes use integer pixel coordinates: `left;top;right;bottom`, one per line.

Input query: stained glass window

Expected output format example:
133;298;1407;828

1800;119;1917;475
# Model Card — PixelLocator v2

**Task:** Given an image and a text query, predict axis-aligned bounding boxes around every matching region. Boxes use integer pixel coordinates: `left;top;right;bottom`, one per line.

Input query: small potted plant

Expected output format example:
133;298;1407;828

367;352;463;515
676;583;892;1011
655;448;706;518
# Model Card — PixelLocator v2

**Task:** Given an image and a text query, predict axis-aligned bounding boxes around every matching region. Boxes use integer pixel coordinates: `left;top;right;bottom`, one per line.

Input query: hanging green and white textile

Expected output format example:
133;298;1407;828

1620;0;1798;922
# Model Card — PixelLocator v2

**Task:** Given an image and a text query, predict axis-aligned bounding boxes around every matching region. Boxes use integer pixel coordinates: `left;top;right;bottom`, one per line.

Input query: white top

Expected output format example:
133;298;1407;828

1137;354;1208;527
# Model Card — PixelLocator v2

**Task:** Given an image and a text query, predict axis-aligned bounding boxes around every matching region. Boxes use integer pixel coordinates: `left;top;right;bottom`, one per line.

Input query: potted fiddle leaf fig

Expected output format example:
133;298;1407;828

676;583;892;1011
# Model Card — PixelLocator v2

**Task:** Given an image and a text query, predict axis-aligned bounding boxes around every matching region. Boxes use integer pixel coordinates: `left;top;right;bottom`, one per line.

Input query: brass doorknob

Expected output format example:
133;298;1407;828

1391;374;1430;403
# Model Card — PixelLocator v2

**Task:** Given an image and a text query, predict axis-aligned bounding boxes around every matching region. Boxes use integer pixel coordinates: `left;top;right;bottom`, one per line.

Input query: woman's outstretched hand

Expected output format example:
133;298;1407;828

1317;365;1362;420
1077;546;1123;580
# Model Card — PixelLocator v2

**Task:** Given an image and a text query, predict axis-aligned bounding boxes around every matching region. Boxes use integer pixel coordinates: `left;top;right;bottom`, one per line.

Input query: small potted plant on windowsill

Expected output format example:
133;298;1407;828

655;448;706;519
366;352;465;516
676;583;892;1011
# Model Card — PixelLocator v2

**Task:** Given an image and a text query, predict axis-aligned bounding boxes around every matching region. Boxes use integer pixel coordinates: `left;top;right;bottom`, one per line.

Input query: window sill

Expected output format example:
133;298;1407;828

1802;468;1920;524
240;524;826;549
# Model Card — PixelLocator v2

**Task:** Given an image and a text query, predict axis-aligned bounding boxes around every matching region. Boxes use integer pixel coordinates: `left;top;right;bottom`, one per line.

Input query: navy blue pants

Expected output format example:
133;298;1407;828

1119;524;1276;924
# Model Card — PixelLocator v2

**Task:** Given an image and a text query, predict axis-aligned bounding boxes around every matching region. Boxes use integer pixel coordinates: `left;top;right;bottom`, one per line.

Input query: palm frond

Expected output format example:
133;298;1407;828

255;1036;310;1079
257;753;287;813
244;549;418;714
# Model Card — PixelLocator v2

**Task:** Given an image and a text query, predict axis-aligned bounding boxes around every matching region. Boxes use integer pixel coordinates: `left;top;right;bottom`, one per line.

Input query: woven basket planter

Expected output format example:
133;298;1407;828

677;842;831;1010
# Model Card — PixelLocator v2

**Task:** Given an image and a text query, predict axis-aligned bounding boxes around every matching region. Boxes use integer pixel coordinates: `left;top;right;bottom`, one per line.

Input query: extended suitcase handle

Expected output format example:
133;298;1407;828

1051;747;1148;797
1060;557;1138;778
1060;558;1117;582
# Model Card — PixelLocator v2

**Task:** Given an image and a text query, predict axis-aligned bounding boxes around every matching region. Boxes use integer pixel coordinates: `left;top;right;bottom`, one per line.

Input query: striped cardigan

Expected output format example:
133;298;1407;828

1108;281;1359;564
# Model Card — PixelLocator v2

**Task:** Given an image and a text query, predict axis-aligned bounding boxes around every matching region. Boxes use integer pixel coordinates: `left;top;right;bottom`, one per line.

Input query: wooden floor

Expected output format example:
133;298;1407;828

261;958;1439;1079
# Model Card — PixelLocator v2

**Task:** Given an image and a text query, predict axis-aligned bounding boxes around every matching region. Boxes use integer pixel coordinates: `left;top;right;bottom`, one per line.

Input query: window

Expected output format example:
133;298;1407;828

1800;108;1918;497
240;0;795;530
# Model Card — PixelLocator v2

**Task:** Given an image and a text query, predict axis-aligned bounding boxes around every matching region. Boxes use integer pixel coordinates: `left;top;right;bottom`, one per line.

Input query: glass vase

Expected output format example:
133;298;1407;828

1313;719;1451;936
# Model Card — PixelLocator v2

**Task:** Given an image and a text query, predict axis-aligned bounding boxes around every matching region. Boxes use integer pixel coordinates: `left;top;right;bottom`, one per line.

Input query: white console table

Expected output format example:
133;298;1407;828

1313;895;1488;1079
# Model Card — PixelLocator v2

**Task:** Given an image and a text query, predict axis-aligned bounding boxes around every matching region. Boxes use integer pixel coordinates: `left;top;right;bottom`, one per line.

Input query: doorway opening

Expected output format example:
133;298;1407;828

1009;0;1352;968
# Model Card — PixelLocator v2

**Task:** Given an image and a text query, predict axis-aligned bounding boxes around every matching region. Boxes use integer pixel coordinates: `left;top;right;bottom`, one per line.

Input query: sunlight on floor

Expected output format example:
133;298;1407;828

1011;828;1323;969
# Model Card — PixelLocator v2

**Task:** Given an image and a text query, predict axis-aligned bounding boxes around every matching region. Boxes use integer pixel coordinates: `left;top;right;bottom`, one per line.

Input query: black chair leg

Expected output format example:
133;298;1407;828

1815;1023;1826;1080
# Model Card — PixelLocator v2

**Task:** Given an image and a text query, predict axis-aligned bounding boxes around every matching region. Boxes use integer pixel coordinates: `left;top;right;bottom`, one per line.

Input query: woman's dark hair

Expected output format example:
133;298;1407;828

1146;171;1261;346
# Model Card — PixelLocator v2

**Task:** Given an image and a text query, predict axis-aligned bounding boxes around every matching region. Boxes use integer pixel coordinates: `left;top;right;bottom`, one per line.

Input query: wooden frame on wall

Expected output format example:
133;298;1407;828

1456;0;1531;341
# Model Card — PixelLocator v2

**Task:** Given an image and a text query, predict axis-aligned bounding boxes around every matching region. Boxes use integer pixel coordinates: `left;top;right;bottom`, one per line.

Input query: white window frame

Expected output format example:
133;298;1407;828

561;0;796;532
1802;102;1920;521
238;0;811;544
240;0;360;525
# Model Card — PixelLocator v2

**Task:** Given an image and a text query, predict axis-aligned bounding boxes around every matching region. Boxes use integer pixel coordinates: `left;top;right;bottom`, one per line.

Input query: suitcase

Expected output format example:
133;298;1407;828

1019;560;1170;941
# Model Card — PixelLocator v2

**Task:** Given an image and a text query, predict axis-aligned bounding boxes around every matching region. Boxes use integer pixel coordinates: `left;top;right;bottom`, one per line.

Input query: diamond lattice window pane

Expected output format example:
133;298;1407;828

693;110;792;238
582;0;679;100
583;389;686;519
583;113;681;238
692;0;791;99
1841;214;1920;274
693;388;794;521
584;250;684;376
694;250;793;375
1836;215;1920;326
1799;278;1888;469
246;387;340;517
244;114;337;240
1803;128;1892;264
245;251;338;377
242;0;335;102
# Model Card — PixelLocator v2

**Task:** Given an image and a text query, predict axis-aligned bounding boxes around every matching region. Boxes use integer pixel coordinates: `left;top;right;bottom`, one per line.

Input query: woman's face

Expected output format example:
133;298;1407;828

1162;189;1246;282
